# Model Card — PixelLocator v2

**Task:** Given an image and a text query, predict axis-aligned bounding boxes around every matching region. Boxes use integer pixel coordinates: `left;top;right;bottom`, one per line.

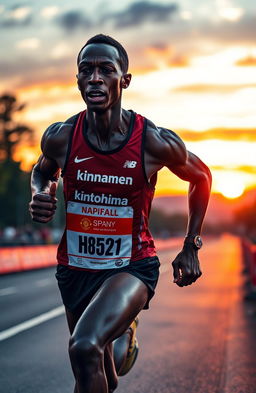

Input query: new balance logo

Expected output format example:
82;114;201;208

123;160;137;168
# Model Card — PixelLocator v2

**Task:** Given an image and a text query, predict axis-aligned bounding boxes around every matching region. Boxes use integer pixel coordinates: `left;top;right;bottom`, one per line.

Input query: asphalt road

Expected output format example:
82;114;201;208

1;235;256;393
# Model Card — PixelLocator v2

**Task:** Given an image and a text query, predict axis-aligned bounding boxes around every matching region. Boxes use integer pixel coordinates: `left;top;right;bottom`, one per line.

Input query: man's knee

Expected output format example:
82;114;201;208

69;335;103;369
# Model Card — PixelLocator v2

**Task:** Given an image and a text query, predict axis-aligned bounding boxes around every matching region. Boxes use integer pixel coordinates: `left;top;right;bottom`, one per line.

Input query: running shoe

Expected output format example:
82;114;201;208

119;317;139;376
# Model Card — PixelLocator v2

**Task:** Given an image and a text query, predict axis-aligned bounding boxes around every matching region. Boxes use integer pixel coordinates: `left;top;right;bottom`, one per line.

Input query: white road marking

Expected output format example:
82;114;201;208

36;278;52;287
0;257;171;342
0;287;17;296
0;305;65;342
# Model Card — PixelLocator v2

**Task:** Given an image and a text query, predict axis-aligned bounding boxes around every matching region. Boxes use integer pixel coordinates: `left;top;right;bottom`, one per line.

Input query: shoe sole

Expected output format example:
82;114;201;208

119;338;139;376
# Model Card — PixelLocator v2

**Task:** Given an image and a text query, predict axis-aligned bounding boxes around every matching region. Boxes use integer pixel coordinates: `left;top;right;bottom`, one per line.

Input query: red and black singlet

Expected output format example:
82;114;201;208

57;110;157;270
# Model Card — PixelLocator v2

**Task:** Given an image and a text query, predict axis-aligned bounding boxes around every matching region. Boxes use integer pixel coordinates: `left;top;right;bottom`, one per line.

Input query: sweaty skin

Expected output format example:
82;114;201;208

29;42;212;393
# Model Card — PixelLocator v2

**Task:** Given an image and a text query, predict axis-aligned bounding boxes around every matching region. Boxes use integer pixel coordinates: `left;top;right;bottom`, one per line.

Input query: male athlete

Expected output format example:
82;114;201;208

29;34;211;393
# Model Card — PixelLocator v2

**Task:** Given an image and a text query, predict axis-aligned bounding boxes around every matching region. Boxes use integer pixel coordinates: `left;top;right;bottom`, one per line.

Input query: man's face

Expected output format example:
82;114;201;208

77;43;130;112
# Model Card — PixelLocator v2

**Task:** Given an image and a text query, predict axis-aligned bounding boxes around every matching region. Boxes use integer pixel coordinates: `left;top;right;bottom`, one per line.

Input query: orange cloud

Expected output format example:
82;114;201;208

236;55;256;66
173;83;256;94
167;55;189;67
210;165;256;173
177;129;256;142
144;45;190;69
130;64;158;75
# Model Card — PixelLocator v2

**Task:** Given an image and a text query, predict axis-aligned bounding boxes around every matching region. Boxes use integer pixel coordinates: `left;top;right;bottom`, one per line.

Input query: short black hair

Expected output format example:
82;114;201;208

77;34;129;73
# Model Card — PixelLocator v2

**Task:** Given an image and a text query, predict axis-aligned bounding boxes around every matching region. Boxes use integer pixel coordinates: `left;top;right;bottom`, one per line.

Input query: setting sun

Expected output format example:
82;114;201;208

215;172;245;199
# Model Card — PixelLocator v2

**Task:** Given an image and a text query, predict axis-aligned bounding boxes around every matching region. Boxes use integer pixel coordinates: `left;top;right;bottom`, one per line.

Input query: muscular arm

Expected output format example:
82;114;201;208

168;151;212;237
31;156;60;196
29;119;74;223
29;123;62;222
145;123;212;287
30;115;78;222
169;152;211;287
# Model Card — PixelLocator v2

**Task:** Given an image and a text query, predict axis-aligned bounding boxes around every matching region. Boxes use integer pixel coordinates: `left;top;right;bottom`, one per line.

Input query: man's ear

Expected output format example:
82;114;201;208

121;73;132;89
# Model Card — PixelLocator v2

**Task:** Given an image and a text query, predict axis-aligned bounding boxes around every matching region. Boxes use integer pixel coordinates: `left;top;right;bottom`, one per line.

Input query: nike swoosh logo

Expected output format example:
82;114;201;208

74;156;94;163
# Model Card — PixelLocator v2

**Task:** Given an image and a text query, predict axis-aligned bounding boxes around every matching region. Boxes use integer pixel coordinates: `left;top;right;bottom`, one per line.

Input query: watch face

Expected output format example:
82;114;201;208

194;235;203;249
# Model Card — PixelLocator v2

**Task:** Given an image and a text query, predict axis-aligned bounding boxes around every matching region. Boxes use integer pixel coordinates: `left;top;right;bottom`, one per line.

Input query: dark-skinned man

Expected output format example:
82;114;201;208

29;34;212;393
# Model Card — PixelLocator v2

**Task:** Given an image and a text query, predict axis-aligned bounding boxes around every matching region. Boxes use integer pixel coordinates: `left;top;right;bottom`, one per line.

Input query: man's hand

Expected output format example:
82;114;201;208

29;182;57;223
171;243;202;287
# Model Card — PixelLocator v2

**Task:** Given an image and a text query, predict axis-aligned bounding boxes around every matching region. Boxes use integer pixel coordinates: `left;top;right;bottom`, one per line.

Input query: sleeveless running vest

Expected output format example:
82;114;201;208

57;110;157;270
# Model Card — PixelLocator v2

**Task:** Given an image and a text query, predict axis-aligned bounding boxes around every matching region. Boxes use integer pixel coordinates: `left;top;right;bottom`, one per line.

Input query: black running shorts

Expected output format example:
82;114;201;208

55;256;160;313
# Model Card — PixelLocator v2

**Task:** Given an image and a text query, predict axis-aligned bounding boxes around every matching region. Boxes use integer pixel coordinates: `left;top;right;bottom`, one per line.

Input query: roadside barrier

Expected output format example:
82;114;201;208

0;238;183;275
0;245;57;274
249;245;256;288
241;238;256;299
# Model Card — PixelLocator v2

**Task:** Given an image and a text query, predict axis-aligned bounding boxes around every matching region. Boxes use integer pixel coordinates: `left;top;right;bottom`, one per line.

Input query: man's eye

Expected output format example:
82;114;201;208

102;67;113;74
80;68;91;75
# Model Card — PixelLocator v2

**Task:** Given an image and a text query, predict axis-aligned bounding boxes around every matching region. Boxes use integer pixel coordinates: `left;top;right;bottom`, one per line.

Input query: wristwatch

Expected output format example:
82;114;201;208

184;235;203;250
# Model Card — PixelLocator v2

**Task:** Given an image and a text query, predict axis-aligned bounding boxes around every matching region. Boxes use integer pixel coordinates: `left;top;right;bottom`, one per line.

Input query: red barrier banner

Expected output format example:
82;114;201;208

0;245;57;274
250;245;256;288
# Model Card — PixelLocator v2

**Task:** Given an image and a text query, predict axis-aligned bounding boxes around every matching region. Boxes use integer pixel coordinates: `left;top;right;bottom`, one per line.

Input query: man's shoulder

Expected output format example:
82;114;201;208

45;113;79;137
145;117;182;147
41;113;80;156
144;117;187;166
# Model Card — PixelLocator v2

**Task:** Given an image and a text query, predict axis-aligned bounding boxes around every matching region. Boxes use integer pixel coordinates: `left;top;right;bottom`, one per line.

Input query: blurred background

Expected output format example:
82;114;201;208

1;3;256;392
0;0;255;246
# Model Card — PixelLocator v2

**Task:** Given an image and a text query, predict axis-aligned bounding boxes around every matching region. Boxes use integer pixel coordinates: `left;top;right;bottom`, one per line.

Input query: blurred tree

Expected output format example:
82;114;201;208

0;93;33;162
0;160;31;227
0;93;33;228
0;93;65;232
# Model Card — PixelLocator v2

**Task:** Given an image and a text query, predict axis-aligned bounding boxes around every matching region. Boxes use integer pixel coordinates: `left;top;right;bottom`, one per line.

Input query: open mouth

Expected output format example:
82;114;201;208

87;90;106;103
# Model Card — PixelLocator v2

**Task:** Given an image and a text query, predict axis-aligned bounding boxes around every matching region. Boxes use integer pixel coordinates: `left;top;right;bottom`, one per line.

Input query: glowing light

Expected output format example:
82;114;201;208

51;42;72;59
215;172;245;199
180;11;192;20
216;0;244;21
41;6;59;19
185;140;256;168
10;7;31;20
16;38;40;50
13;146;40;171
219;7;244;21
191;47;251;67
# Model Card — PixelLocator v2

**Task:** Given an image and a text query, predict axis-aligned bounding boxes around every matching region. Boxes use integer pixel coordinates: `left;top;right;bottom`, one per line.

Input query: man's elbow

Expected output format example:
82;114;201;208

192;165;212;189
200;166;212;190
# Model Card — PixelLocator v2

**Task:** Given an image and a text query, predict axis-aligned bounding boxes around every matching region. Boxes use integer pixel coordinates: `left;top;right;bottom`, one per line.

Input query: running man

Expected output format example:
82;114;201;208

29;34;211;393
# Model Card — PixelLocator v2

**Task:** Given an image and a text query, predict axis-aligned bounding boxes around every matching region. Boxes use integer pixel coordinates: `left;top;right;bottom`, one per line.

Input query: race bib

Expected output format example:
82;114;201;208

66;201;133;269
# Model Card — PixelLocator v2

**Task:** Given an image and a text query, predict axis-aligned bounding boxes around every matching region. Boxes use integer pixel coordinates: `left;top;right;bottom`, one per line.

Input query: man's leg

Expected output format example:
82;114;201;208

104;342;118;393
66;307;117;393
66;308;134;392
65;305;136;392
68;272;148;393
65;308;84;393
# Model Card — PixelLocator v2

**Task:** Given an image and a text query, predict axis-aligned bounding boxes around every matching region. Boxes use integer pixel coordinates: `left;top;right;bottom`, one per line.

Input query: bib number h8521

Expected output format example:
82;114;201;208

79;235;122;256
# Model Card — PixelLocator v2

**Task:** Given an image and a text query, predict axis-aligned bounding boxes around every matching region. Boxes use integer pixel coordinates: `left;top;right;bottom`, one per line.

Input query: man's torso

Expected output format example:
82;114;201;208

56;110;157;270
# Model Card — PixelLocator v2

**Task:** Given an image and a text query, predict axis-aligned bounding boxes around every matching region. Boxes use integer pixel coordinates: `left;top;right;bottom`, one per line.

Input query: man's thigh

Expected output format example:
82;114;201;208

71;272;148;346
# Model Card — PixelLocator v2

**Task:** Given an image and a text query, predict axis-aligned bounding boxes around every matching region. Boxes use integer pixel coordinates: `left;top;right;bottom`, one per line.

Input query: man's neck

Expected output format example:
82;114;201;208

86;105;122;139
86;104;130;150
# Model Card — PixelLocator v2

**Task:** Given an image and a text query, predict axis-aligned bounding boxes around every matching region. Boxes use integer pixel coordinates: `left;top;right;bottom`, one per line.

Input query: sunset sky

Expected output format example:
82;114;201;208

1;0;256;198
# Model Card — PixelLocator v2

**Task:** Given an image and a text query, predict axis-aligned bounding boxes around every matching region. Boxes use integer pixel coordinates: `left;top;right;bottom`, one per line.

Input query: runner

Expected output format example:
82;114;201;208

29;34;211;393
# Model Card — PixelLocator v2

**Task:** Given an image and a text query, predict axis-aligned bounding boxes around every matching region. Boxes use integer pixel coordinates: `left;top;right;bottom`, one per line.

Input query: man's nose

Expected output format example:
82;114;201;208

88;69;103;84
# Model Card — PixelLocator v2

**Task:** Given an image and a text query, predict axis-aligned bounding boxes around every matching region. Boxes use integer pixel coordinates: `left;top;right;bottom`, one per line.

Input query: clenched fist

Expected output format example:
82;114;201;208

29;183;57;223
